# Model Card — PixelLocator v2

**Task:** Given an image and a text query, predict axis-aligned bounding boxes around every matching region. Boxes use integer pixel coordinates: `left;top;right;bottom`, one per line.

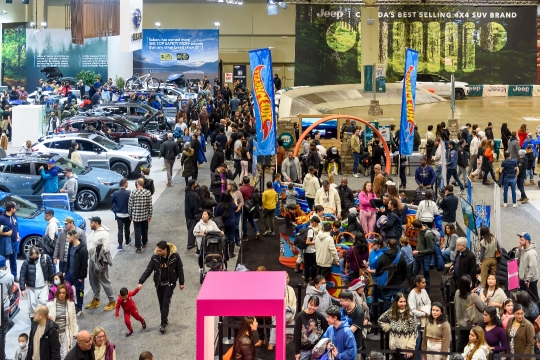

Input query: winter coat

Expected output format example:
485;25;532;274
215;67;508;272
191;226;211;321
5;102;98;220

20;254;54;290
210;170;234;197
184;187;199;220
439;193;458;223
64;242;88;281
346;212;363;233
48;281;75;302
53;228;86;264
0;269;13;310
383;209;403;239
508;137;520;159
305;149;320;171
160;139;179;160
138;242;185;287
321;322;357;360
462;343;490;360
26;318;61;360
210;148;225;173
375;248;408;286
415;199;439;223
46;299;78;348
128;188;153;222
40;166;60;193
214;202;237;229
181;148;195;177
495;247;510;287
505;318;535;359
302;173;320;199
110;188;130;216
61;174;78;203
302;285;333;315
337;185;355;212
233;335;254;360
517;244;539;281
315;231;339;267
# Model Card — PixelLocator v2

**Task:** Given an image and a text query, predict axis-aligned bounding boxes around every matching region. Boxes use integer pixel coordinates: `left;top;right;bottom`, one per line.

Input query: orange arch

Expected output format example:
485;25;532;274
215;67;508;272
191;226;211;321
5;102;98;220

293;115;392;174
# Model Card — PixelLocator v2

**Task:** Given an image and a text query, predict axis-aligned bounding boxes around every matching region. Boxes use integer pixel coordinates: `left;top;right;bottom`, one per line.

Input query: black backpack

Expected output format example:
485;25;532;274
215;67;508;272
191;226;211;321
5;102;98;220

457;149;469;168
293;227;311;250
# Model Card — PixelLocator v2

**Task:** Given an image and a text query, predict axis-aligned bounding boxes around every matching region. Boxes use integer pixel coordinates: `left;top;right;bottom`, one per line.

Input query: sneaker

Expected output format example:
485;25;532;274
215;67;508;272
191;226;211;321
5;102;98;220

142;243;147;248
76;308;83;317
160;324;166;334
195;249;200;255
235;242;241;247
162;166;166;171
85;298;100;309
518;198;524;202
503;203;508;208
353;173;359;178
142;320;146;329
263;230;271;236
275;216;284;220
117;246;123;252
136;248;142;254
103;301;116;311
255;232;261;239
460;190;466;195
513;204;518;208
270;231;275;236
241;237;249;242
522;198;529;204
126;330;134;337
125;238;132;246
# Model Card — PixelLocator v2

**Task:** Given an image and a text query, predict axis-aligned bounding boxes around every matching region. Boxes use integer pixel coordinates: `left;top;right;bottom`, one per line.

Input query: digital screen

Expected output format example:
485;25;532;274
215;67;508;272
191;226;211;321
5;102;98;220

301;118;338;139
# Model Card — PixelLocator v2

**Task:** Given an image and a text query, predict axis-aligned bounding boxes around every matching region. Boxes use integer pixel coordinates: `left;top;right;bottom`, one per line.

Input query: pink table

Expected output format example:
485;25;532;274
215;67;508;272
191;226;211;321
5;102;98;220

197;271;287;360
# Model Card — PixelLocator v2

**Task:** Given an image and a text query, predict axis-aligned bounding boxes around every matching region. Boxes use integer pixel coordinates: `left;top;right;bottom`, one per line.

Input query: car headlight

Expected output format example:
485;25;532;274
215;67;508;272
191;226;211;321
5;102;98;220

128;155;144;159
98;181;117;186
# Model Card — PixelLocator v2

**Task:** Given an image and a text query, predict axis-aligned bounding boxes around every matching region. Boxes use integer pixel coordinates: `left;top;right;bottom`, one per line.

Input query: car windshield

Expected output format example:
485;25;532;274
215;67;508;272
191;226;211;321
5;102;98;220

0;195;38;219
90;135;120;150
53;156;88;175
115;117;140;132
139;104;158;114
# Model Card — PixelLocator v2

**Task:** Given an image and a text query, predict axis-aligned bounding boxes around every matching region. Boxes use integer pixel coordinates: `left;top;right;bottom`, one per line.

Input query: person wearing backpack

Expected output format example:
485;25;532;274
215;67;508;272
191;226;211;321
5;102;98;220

456;139;469;187
299;216;320;282
239;176;261;241
376;238;408;311
382;199;403;241
411;220;435;287
315;223;339;280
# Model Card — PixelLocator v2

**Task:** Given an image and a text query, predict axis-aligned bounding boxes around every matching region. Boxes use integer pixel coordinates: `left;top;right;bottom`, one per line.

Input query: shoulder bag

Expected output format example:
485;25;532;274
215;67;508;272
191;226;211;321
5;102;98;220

463;294;483;325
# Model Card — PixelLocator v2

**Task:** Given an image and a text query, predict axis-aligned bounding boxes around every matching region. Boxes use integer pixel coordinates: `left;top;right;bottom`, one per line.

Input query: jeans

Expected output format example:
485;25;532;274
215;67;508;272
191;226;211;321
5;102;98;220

242;211;259;238
164;159;175;182
133;220;149;249
517;178;527;199
116;217;131;246
8;247;16;278
415;324;423;360
69;202;75;212
58;261;67;273
483;166;496;183
381;287;402;312
503;177;517;204
441;249;452;263
526;168;534;180
353;152;361;174
157;284;175;325
435;165;443;188
186;219;197;248
233;159;241;179
412;254;433;287
447;168;464;190
64;271;84;310
275;200;282;217
234;209;242;245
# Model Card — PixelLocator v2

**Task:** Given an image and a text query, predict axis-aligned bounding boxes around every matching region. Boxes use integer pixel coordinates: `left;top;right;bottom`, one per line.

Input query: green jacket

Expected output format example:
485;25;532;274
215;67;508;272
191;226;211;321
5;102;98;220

416;227;434;255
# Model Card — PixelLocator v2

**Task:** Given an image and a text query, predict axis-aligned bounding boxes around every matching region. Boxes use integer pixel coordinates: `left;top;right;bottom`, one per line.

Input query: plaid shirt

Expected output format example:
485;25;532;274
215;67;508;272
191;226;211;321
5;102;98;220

128;188;153;222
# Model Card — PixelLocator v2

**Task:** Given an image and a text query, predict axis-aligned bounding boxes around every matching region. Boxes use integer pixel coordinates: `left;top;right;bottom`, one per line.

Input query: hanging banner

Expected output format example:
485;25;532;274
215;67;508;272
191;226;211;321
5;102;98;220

375;64;387;93
249;48;277;156
482;85;508;97
363;65;373;93
468;85;484;97
508;259;519;290
399;48;418;156
475;204;491;229
508;85;533;96
233;64;247;86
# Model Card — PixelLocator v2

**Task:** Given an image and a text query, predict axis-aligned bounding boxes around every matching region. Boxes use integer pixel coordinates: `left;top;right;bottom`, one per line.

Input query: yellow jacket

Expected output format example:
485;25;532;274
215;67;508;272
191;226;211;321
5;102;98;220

262;189;278;210
351;135;361;153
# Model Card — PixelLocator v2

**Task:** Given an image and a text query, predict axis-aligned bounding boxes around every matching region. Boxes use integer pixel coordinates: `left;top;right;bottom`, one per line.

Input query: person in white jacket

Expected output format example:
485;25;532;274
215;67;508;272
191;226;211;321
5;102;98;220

461;326;490;360
314;180;341;218
315;223;339;279
47;284;78;359
468;132;480;175
303;166;320;210
415;190;439;227
193;210;222;272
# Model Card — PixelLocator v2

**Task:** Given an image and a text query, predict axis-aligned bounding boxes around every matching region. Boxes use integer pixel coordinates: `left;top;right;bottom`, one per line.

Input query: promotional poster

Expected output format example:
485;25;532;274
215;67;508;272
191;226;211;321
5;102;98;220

399;48;418;156
295;5;538;85
2;29;108;89
133;29;219;82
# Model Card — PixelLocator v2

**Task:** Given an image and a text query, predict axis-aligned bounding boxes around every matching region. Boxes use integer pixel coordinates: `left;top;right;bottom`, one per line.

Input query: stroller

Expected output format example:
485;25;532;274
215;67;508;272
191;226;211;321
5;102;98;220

200;231;228;284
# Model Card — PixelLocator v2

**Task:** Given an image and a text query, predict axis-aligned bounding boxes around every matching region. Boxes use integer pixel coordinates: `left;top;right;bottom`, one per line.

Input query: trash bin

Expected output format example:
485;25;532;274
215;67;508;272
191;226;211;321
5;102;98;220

494;139;501;161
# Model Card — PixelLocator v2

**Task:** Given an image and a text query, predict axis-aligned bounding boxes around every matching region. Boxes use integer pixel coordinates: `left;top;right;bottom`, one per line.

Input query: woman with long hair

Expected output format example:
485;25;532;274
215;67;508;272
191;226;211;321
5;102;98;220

227;181;244;247
515;291;539;324
48;272;74;302
302;275;332;315
345;233;369;280
470;139;488;181
421;302;451;360
358;181;377;233
367;238;386;284
68;142;82;165
501;123;511;152
378;292;417;358
408;275;431;360
517;124;528;148
478;275;506;311
505;304;535;359
214;191;237;259
478;227;498;287
240;139;250;180
415;190;438;229
500;299;515;330
386;184;403;210
441;223;458;263
196;185;217;213
462;326;490;360
46;284;78;359
294;296;329;360
455;275;485;352
481;140;496;185
479;306;508;353
91;326;116;360
232;316;258;360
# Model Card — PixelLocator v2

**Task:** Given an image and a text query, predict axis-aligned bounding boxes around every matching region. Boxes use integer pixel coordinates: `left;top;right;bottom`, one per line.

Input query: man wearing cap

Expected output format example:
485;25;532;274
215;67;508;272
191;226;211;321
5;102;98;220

160;133;180;187
59;167;78;211
53;216;86;273
129;178;153;253
446;141;465;193
485;122;494;140
0;254;14;353
0;201;19;280
325;146;342;175
39;159;60;193
517;232;539;302
85;216;116;311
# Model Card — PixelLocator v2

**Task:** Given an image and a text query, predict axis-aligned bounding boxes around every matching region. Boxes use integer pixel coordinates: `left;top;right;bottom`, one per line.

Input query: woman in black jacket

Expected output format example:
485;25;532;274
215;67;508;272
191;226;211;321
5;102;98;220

305;144;320;179
232;317;258;360
214;192;237;258
197;185;217;215
501;123;512;152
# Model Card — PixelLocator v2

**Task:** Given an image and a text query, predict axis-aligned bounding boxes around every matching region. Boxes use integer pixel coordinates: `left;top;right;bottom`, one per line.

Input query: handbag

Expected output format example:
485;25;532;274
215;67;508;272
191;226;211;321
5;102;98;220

214;216;224;229
352;249;367;278
463;294;483;325
222;346;233;360
495;239;501;258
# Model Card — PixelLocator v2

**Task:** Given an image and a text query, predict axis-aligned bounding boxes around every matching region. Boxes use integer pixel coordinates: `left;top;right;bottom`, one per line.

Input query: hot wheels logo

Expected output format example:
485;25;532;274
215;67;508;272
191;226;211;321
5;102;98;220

404;65;415;143
252;65;274;141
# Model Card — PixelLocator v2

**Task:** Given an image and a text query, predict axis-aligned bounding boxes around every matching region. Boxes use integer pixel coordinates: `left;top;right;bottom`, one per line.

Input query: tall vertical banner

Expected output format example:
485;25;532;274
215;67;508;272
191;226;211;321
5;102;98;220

249;48;276;156
399;48;418;156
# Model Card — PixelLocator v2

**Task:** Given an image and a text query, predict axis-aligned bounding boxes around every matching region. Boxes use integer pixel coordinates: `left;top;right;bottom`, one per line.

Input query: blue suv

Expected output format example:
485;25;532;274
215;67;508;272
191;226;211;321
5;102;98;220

0;154;123;211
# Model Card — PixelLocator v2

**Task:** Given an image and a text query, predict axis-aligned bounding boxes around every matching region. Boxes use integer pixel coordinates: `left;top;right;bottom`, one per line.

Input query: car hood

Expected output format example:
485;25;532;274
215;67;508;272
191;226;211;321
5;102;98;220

85;167;124;183
38;207;86;229
115;144;150;157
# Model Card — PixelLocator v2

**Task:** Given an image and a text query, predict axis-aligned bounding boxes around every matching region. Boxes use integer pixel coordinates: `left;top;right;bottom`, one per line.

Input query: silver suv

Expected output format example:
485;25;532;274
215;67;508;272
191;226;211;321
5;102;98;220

32;133;151;177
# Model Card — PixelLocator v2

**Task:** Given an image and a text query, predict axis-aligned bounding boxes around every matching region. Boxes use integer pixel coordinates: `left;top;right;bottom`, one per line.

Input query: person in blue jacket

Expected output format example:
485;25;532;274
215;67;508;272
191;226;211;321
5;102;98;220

368;237;387;284
414;156;436;189
39;158;59;193
446;141;464;192
322;305;357;360
0;201;19;280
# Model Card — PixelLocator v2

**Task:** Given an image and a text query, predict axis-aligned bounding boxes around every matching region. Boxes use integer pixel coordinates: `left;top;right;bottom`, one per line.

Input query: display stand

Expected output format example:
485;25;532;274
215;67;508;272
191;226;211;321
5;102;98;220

196;272;286;360
12;105;44;149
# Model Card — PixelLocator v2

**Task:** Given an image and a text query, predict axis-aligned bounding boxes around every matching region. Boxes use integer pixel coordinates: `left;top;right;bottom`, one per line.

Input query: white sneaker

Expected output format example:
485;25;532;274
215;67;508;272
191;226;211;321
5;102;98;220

503;203;507;207
513;204;518;208
353;173;359;178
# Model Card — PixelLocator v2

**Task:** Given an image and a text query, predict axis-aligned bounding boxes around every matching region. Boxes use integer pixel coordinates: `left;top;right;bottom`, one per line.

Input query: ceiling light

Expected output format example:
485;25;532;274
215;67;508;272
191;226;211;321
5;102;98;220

1;10;7;14
237;0;243;4
40;21;47;27
30;21;35;27
155;22;161;28
278;1;287;9
214;22;220;28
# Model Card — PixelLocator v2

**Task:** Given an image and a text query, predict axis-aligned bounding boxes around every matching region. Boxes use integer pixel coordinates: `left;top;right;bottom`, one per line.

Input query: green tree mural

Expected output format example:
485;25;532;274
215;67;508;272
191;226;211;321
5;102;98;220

2;29;26;86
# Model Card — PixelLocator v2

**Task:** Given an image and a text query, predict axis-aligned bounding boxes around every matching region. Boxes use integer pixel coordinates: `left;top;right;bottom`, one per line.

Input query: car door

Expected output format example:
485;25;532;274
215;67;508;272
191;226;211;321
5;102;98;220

417;74;434;93
104;120;131;143
48;139;72;158
1;162;36;199
30;161;67;201
75;139;107;165
432;75;451;96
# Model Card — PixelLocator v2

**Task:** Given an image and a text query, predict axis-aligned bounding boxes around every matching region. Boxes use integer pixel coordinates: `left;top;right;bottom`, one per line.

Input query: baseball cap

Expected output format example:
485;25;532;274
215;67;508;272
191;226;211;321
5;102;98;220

372;237;384;247
63;167;72;173
517;232;531;241
63;216;75;224
331;147;338;154
48;159;56;164
349;277;366;291
88;216;101;224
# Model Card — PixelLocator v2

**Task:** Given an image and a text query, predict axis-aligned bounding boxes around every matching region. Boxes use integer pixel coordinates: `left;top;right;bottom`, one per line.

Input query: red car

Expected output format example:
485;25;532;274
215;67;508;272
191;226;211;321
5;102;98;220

57;116;165;154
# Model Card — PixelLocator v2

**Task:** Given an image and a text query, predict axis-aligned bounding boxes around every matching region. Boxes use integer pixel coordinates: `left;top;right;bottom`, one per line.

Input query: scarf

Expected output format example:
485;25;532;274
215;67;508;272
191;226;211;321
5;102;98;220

94;344;106;360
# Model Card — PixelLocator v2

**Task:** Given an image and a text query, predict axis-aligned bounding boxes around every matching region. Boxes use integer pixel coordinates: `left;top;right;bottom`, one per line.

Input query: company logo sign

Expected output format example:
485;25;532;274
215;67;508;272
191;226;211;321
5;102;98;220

278;132;294;149
252;65;274;141
131;8;142;42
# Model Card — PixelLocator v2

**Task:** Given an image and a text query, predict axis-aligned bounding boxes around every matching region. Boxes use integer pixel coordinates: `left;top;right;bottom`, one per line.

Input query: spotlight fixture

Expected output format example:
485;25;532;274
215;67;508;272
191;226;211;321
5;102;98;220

29;21;35;27
237;0;243;4
278;2;287;9
40;21;47;28
267;0;280;15
0;10;7;15
155;21;161;28
214;22;220;28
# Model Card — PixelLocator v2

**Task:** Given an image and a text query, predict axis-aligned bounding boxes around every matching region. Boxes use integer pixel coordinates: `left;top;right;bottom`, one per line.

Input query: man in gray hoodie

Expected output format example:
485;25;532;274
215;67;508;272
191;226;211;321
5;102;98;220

0;254;14;357
517;232;539;302
60;167;78;211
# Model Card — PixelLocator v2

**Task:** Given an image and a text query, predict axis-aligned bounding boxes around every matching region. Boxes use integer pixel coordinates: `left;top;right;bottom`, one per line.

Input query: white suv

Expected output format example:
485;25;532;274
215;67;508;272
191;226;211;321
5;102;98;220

398;73;469;100
32;133;151;177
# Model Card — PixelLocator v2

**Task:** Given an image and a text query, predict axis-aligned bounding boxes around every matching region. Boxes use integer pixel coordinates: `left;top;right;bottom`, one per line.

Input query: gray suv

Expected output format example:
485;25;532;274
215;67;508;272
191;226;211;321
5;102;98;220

32;133;151;177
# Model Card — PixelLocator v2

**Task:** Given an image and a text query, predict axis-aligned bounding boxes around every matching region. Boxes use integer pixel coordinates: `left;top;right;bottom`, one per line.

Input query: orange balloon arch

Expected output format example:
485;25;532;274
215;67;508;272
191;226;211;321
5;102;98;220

293;115;392;174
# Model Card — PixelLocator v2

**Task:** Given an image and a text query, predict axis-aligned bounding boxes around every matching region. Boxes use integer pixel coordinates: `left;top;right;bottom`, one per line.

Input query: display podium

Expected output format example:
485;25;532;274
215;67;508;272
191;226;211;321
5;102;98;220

12;105;44;149
196;271;286;360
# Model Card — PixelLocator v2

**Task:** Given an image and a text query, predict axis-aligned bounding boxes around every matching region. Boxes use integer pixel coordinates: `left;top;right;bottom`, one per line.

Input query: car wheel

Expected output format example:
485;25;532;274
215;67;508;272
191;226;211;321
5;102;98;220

20;236;40;258
148;78;161;89
111;162;130;177
76;189;99;212
139;140;152;152
455;89;465;100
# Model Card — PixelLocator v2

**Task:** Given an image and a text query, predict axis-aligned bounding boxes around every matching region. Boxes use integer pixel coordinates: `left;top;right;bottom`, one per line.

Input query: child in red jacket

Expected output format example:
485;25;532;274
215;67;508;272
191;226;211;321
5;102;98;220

115;287;146;336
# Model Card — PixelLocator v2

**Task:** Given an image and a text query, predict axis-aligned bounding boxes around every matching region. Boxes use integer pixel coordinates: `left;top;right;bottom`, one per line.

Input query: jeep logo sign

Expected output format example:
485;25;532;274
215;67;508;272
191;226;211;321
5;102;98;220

509;85;533;97
279;132;294;149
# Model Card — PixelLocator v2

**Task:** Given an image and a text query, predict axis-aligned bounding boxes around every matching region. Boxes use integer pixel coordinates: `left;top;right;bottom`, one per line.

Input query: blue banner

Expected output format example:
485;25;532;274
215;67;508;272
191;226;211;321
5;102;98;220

399;48;418;156
249;48;276;156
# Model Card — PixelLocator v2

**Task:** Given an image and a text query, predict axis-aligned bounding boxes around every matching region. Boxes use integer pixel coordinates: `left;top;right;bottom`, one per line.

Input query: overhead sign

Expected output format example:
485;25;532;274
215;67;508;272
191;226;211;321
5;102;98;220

225;73;233;82
233;65;247;85
120;0;143;52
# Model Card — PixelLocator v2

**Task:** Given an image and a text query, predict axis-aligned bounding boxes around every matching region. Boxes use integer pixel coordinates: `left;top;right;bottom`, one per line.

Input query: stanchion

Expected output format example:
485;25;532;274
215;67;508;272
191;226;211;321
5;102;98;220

296;283;303;315
215;320;224;360
221;316;234;345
